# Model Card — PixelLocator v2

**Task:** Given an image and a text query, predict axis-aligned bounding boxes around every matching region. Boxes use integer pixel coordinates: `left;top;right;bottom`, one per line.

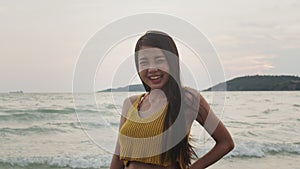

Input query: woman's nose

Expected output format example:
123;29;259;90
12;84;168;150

147;63;158;72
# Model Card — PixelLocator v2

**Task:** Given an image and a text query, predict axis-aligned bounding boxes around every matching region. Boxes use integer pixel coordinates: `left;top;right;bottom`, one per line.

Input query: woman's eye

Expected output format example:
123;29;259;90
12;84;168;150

156;59;165;64
139;62;148;66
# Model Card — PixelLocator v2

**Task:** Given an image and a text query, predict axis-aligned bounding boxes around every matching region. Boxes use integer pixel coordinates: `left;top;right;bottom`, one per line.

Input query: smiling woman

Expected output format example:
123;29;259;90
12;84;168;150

110;31;234;169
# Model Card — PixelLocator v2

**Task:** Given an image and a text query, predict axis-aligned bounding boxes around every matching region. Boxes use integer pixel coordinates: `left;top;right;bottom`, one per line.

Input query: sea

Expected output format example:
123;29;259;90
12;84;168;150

0;91;299;169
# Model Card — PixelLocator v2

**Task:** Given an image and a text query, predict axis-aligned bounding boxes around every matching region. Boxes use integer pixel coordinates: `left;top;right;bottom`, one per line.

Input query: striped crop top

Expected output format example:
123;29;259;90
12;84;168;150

119;94;173;167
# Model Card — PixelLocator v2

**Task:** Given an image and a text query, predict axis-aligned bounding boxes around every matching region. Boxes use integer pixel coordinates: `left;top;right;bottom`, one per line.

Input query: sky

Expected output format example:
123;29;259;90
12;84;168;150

0;0;299;92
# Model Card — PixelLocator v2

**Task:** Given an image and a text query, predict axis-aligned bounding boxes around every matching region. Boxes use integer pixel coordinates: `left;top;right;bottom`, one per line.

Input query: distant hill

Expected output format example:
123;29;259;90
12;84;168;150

99;84;145;92
205;75;300;91
98;75;300;92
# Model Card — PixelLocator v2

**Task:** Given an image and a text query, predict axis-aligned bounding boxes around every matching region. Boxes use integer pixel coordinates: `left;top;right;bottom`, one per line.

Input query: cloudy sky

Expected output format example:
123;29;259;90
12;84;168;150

1;0;299;92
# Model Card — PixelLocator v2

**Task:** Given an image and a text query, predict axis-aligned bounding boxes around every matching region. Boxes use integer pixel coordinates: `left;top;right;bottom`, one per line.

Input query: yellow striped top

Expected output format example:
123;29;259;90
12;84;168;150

119;94;172;167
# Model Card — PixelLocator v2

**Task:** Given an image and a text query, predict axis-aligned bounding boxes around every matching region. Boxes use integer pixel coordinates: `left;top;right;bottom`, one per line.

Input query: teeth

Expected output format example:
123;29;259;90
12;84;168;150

149;76;160;80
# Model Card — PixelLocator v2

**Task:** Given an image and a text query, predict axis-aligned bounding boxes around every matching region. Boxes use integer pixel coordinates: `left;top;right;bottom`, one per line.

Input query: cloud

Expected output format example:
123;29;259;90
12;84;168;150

222;54;275;76
1;0;300;92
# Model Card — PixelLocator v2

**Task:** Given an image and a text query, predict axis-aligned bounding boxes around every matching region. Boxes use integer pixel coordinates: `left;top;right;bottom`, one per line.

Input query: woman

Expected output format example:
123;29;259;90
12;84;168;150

110;31;234;169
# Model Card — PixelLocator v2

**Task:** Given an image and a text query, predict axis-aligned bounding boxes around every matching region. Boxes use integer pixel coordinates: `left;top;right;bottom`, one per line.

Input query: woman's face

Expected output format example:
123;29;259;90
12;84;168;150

137;46;170;90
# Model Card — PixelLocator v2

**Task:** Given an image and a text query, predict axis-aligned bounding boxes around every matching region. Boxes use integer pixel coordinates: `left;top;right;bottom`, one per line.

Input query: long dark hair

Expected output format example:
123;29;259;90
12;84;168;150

134;31;197;169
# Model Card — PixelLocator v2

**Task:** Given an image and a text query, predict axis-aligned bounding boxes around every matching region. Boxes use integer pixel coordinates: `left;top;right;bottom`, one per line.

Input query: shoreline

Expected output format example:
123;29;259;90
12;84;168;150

208;154;300;169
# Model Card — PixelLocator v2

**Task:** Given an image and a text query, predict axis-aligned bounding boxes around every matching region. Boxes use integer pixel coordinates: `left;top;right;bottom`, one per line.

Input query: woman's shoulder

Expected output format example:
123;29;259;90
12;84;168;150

183;86;208;102
182;86;201;110
123;93;145;107
127;94;140;102
121;94;143;117
182;87;202;123
183;86;201;100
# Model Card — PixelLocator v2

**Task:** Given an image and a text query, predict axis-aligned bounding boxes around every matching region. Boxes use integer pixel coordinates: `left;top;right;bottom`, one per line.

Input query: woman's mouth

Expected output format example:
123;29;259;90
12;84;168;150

148;75;163;83
149;75;161;80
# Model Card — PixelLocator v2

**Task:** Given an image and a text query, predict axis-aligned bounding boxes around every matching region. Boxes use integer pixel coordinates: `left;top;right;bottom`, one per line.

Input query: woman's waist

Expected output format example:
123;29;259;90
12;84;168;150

125;161;180;169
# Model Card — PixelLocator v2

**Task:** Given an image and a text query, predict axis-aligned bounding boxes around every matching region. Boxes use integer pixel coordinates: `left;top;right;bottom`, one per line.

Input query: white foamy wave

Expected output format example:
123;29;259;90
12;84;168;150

1;143;300;168
0;155;112;168
227;142;300;158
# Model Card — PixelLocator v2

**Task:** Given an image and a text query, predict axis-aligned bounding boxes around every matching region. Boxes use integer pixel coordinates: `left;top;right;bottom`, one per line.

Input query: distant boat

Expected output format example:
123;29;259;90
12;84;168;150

9;90;24;94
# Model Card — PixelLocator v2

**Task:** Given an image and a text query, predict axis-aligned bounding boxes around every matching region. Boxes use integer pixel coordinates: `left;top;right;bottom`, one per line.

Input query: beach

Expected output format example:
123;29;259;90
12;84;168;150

210;154;300;169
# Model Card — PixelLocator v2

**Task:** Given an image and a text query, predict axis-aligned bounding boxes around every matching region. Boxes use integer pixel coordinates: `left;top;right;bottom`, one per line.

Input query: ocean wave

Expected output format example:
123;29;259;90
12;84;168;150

0;108;108;122
104;103;117;109
1;107;75;114
46;121;119;130
0;121;119;135
0;155;110;169
76;121;119;130
293;104;300;107
226;121;255;128
0;126;68;135
1;107;105;115
45;122;82;130
38;108;75;114
261;108;279;114
0;113;46;121
227;142;300;158
0;142;299;168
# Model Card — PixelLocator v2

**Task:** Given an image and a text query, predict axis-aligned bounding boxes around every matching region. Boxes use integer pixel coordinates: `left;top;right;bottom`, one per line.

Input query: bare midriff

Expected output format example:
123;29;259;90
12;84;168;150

125;161;180;169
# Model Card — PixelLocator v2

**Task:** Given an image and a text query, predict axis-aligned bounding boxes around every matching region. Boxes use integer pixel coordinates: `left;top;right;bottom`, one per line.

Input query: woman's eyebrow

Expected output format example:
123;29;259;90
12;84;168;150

139;55;165;61
155;55;165;59
139;57;148;61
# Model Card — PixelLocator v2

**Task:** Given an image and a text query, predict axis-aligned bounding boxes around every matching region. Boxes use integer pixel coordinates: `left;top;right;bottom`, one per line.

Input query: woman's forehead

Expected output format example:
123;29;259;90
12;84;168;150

137;47;164;58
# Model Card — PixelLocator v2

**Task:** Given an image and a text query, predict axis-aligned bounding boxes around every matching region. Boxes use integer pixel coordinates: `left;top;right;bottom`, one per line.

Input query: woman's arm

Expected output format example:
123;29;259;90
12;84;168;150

190;94;234;169
110;152;123;169
110;96;136;169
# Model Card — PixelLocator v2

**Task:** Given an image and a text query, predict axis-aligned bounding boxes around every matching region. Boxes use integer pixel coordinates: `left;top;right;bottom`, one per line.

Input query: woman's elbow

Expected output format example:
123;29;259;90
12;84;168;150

225;137;235;152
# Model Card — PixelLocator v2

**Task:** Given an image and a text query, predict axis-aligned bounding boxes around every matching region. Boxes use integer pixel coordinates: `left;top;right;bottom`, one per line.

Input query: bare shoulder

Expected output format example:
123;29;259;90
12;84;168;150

119;94;140;128
121;94;140;116
183;87;211;125
183;87;201;104
125;95;139;104
184;86;209;102
182;87;201;122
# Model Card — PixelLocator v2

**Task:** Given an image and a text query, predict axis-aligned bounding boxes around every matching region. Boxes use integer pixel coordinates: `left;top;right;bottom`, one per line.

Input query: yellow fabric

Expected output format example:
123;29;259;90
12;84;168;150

119;94;172;167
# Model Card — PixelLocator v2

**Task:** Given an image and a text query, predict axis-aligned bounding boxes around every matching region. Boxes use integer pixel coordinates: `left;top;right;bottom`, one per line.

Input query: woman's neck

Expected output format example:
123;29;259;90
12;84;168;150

149;89;167;103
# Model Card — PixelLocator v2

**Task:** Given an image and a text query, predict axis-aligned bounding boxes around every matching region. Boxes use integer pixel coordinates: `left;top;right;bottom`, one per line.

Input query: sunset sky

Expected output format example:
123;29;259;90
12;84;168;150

1;0;299;92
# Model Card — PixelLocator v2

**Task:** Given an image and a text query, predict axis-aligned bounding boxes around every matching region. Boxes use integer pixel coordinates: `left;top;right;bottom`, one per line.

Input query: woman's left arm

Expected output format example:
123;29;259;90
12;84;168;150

190;94;234;169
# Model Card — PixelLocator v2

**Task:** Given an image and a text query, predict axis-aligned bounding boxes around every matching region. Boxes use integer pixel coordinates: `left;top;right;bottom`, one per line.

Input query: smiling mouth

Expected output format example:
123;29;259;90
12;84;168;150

149;75;162;80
